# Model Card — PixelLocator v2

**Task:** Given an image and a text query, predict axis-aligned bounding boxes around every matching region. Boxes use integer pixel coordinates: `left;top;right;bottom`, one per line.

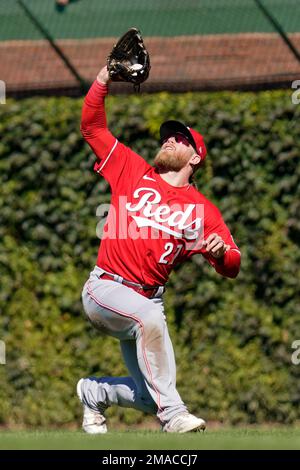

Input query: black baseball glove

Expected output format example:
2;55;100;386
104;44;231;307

107;28;150;87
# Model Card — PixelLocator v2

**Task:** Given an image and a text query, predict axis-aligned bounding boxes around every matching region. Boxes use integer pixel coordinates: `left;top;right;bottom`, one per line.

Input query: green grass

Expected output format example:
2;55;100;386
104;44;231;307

0;428;300;450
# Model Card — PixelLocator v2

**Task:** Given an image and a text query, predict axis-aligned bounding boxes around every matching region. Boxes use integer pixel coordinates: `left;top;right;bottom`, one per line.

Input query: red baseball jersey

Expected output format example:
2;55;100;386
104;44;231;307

81;80;241;286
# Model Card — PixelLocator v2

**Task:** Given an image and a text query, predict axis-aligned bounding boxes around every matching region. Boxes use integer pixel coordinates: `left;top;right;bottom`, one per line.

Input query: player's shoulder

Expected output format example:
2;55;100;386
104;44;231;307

118;141;152;171
191;186;222;216
191;186;218;206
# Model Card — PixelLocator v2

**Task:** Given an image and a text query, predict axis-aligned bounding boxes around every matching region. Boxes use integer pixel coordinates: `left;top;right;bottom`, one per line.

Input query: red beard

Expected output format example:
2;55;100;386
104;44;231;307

154;148;190;172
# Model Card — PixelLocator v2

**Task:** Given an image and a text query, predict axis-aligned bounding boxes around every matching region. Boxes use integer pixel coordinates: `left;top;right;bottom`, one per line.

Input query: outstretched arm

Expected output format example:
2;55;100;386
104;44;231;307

80;66;150;191
97;66;110;86
80;66;116;160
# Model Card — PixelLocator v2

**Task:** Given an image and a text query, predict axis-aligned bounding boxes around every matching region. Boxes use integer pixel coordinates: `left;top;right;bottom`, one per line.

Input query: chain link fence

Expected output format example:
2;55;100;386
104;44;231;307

1;0;300;95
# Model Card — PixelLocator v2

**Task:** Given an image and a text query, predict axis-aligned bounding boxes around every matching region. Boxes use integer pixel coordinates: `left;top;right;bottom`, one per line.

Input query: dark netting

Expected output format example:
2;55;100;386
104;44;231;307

0;0;300;96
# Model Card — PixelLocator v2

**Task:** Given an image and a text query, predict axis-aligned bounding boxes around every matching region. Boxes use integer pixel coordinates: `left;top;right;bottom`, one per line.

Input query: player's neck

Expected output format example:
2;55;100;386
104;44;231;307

157;169;190;188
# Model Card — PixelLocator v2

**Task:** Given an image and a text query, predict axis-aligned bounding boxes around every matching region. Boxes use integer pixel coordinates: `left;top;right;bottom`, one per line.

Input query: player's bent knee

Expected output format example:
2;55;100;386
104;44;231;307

141;309;165;335
133;308;164;339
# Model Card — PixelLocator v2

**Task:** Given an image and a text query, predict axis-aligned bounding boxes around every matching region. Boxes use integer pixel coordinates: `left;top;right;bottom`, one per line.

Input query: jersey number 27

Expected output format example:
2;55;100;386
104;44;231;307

159;243;183;265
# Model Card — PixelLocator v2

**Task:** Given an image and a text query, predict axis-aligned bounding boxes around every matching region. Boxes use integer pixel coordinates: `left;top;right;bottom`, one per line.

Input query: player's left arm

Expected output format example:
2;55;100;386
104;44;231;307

202;203;241;279
80;67;149;192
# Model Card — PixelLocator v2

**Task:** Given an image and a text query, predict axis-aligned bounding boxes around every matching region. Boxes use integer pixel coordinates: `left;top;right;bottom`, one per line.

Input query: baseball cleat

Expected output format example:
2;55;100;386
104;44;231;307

163;412;206;433
76;378;107;434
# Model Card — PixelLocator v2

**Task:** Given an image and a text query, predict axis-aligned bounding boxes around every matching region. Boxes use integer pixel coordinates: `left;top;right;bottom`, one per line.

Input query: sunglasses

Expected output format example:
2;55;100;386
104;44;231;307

162;133;191;147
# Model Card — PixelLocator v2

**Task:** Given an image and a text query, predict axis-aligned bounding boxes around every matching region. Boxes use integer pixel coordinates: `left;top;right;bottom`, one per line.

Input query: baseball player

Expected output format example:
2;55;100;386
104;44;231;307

76;66;241;434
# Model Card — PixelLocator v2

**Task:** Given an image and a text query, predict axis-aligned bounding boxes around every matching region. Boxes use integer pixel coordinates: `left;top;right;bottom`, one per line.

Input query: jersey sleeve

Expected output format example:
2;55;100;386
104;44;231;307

81;79;150;193
199;200;241;278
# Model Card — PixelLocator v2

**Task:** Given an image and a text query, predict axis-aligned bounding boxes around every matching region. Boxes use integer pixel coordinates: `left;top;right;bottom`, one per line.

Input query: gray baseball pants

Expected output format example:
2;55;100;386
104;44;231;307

80;266;187;425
